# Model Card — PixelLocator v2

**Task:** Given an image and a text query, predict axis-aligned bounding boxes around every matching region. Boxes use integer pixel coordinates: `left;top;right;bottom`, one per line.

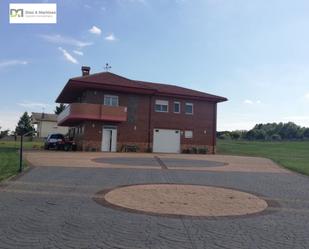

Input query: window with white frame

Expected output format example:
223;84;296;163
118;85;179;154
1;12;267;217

155;100;168;112
185;130;193;138
174;101;180;113
104;95;119;106
185;102;193;114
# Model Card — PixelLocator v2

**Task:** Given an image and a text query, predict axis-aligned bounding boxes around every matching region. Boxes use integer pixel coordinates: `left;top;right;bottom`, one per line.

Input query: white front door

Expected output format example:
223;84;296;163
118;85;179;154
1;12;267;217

102;127;117;152
153;129;181;153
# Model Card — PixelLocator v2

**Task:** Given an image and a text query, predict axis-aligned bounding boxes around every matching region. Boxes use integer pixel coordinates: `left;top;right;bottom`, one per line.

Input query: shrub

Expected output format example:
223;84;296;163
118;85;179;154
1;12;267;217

121;144;139;152
182;148;190;154
198;147;208;154
218;133;231;140
190;147;198;154
271;134;282;141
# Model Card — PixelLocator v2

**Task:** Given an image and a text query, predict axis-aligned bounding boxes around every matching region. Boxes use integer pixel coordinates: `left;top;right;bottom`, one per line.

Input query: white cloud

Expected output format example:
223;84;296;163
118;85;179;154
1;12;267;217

243;99;261;105
89;26;102;35
40;34;93;48
105;33;117;41
0;60;28;68
18;102;50;108
58;47;78;64
73;50;84;56
244;99;253;104
305;93;309;99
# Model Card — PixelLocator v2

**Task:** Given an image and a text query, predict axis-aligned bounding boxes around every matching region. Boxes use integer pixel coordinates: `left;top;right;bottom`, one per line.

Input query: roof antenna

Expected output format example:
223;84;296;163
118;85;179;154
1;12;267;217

104;63;111;72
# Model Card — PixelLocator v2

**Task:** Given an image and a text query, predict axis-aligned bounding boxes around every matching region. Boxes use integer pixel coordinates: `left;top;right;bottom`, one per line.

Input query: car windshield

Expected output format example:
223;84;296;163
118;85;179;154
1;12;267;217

50;134;64;139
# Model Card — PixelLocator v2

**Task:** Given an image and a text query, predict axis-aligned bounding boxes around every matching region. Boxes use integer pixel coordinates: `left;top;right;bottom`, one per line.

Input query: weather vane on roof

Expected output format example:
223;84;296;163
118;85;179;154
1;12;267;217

104;63;111;72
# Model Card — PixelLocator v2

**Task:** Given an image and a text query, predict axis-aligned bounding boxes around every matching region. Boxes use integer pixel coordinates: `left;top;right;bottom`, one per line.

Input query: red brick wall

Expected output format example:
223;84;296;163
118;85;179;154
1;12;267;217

75;89;217;153
149;97;216;151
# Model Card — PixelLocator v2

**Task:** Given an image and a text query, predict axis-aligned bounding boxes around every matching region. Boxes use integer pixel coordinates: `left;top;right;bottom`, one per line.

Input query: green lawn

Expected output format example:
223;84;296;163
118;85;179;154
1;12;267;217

0;141;43;182
0;147;22;182
0;140;43;149
217;140;309;175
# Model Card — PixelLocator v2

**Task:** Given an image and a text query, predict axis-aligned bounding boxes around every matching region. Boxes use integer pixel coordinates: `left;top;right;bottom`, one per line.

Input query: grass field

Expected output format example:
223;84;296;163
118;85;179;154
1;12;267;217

0;141;43;182
217;140;309;175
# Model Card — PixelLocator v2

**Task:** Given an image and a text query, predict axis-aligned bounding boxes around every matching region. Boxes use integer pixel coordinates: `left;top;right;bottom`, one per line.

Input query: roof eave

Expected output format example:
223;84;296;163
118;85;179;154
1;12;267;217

56;79;157;103
155;92;228;102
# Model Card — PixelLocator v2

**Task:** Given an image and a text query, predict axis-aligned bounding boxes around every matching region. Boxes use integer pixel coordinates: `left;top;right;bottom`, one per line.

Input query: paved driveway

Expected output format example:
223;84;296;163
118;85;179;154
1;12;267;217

0;152;309;249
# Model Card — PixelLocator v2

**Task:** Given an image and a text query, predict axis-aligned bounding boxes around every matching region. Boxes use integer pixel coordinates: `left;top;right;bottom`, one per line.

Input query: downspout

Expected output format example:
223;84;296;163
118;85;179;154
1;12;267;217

147;95;152;151
213;103;217;154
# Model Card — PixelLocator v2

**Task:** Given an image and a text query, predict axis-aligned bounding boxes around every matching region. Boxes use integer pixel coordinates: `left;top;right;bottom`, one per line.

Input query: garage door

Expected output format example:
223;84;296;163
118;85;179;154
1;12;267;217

153;129;181;153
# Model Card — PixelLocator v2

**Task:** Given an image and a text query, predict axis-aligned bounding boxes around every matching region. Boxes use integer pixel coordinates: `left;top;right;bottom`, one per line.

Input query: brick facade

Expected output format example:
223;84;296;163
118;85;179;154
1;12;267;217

69;89;217;154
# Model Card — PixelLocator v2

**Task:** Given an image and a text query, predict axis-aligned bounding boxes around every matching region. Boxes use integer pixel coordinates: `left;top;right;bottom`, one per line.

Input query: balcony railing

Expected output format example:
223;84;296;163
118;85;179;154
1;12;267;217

57;103;127;126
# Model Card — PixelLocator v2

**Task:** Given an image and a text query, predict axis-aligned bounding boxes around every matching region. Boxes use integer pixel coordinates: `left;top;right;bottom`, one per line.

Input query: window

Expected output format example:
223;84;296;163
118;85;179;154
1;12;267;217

174;101;180;113
185;103;193;114
185;130;193;138
104;95;119;106
50;134;64;139
155;100;168;112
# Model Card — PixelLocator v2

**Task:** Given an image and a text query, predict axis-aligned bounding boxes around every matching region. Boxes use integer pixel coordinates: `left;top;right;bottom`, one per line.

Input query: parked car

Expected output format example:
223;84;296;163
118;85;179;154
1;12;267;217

44;133;76;151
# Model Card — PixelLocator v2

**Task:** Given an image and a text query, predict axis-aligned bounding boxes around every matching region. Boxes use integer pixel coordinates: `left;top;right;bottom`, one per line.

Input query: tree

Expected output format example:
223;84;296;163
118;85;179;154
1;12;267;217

244;122;308;141
54;103;66;115
303;128;309;139
245;129;259;140
218;133;231;140
0;127;10;139
279;122;299;140
15;112;35;136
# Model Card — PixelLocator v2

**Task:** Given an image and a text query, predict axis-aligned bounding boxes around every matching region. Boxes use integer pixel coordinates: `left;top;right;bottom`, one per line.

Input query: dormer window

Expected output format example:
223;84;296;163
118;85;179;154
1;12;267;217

104;95;119;106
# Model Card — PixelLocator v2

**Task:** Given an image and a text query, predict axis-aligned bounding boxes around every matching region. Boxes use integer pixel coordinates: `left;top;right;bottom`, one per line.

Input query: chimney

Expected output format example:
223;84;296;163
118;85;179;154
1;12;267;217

81;66;91;76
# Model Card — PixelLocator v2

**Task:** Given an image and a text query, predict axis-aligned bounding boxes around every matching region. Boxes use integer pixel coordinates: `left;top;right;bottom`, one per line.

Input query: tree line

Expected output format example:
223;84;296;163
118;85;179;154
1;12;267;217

217;122;309;141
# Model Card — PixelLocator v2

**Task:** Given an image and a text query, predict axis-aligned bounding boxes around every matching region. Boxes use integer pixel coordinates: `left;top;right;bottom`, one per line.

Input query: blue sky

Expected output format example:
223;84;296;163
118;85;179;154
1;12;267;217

1;0;309;131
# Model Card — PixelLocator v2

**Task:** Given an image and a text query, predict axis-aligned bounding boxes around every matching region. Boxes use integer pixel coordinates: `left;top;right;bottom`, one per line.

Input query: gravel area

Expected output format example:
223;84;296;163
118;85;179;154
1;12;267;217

99;183;268;217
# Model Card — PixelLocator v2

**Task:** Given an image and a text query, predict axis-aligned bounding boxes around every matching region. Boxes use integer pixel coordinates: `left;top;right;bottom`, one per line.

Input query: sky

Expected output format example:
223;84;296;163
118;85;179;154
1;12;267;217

0;0;309;131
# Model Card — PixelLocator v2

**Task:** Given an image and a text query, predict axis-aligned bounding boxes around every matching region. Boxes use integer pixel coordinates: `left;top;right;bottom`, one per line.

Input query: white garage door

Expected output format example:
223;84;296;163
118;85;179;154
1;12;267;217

153;129;180;153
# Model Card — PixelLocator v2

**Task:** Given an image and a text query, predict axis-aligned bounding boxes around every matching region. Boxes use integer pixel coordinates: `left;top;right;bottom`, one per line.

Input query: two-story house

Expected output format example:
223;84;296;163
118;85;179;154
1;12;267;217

56;66;227;153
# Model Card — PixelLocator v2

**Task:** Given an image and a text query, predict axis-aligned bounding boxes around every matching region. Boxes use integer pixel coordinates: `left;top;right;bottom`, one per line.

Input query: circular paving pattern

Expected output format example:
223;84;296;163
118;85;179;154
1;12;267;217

94;184;268;217
92;157;226;167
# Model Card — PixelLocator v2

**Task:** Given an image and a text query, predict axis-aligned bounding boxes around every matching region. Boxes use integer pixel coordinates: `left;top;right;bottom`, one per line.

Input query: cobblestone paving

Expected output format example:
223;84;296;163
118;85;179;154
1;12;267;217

92;157;225;168
1;163;309;248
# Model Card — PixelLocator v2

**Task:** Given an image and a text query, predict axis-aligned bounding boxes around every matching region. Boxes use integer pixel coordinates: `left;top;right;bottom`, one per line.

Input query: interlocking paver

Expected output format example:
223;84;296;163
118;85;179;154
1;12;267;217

0;153;308;248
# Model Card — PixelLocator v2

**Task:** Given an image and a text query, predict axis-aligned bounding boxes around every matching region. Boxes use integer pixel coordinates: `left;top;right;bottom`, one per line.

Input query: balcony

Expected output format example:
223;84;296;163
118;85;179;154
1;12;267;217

57;103;127;126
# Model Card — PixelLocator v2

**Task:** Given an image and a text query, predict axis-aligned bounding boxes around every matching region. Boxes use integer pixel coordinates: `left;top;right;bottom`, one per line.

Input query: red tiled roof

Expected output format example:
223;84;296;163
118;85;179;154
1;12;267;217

56;72;227;103
135;80;226;100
